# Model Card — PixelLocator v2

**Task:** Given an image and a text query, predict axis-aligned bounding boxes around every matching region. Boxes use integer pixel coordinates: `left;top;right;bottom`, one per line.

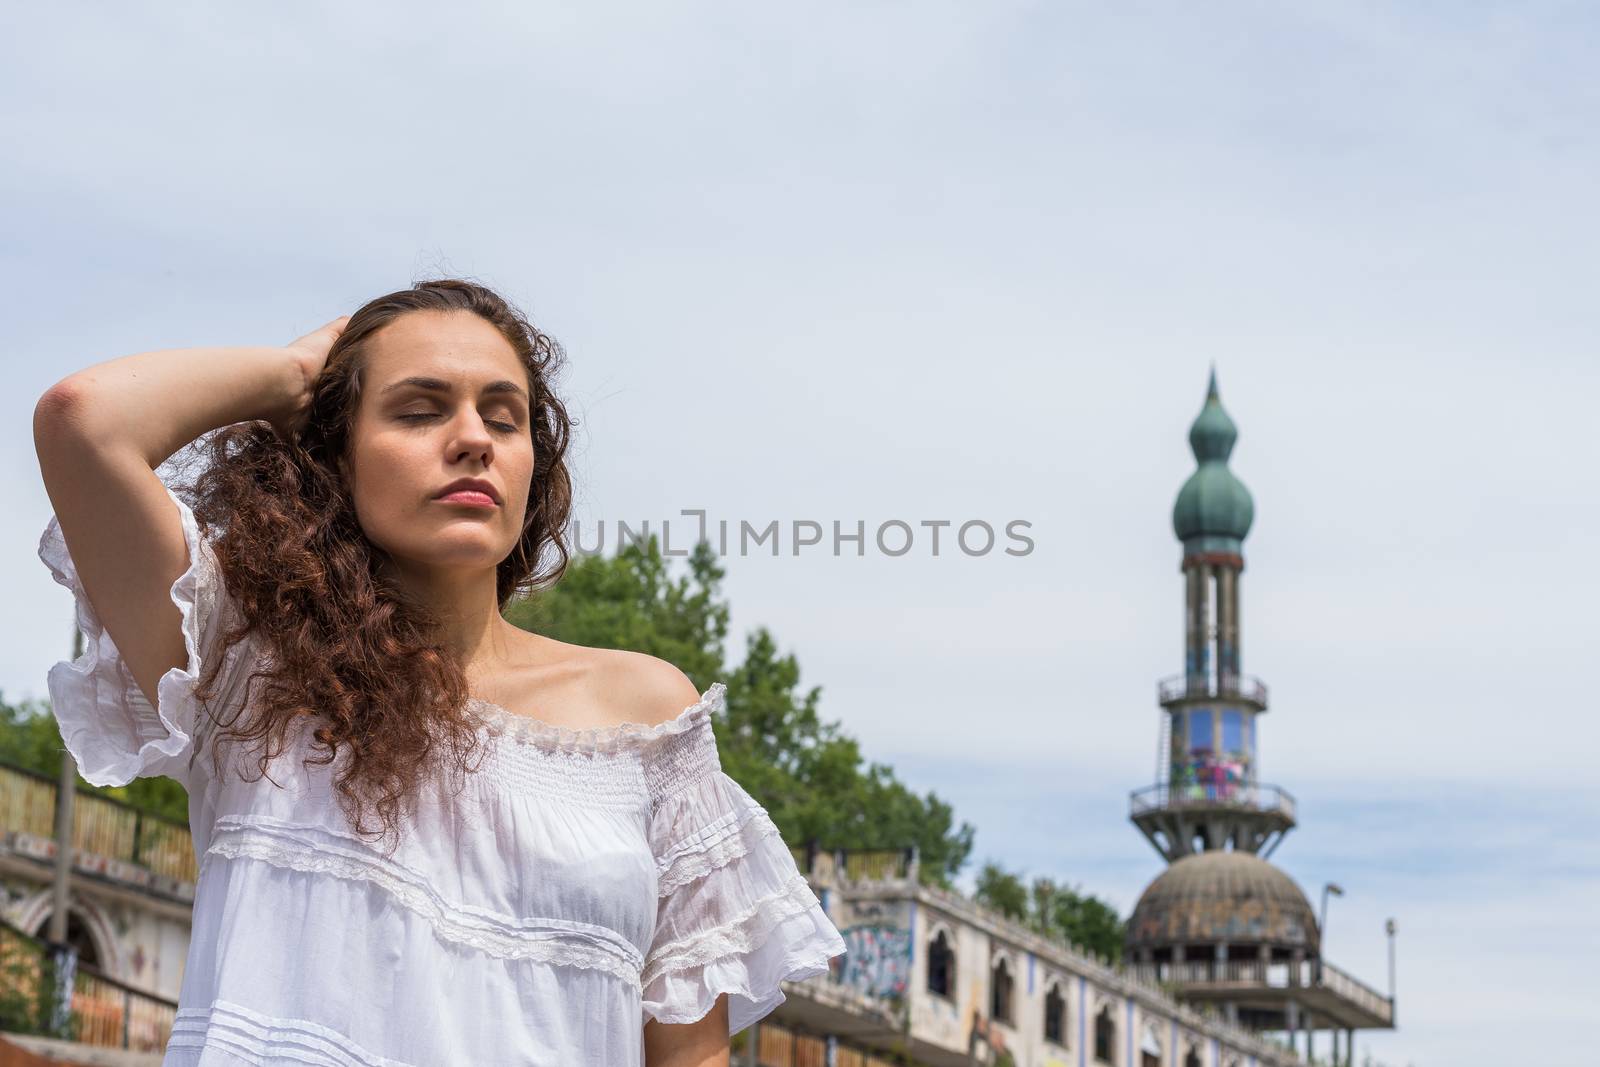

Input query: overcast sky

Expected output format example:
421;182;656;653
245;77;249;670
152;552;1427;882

4;4;1596;1065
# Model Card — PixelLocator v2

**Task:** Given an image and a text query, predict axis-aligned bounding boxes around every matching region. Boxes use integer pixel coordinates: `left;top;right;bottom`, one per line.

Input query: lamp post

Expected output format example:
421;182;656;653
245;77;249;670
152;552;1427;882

1317;882;1343;984
1385;917;1398;1025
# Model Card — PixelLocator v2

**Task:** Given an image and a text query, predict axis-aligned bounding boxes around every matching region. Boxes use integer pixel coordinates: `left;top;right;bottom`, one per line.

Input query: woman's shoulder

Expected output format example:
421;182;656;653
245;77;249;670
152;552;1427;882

489;632;715;732
470;642;723;779
593;649;708;729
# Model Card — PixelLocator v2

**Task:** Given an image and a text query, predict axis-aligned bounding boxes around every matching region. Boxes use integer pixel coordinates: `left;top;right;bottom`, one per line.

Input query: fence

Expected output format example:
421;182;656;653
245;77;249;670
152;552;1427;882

0;917;176;1053
0;761;195;886
746;1017;919;1067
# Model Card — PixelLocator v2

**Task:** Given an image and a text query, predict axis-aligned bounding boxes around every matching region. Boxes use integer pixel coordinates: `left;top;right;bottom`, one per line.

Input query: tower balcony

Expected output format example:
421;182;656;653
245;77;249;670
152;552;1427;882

1130;781;1297;823
1126;955;1394;1030
1158;672;1269;710
1130;781;1297;859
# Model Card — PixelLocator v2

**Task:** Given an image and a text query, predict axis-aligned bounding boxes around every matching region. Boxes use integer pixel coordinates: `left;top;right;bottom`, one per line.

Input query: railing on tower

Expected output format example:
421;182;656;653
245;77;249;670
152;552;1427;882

1315;958;1394;1024
1157;672;1269;707
1127;956;1393;1026
1129;781;1296;822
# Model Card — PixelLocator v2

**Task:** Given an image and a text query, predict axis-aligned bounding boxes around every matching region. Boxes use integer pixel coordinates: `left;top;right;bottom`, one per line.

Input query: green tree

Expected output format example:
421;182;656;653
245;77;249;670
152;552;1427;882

513;531;975;888
507;535;728;686
973;860;1127;962
975;861;1030;921
715;628;973;888
1048;881;1126;962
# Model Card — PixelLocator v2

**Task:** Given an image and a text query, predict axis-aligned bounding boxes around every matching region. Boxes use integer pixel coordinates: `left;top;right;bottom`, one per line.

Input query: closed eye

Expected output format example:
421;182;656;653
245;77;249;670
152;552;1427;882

397;413;519;433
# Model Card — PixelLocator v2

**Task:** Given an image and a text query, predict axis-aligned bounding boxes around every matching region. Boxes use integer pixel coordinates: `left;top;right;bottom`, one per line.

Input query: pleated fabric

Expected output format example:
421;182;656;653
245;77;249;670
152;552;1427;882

38;484;847;1066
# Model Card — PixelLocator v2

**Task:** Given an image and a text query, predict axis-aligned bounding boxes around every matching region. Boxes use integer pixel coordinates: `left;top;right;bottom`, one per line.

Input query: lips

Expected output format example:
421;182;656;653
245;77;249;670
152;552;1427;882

434;478;501;504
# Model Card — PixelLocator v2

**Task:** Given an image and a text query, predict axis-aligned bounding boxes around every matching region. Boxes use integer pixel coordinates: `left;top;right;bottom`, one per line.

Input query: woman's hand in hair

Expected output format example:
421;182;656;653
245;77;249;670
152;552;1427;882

276;315;351;438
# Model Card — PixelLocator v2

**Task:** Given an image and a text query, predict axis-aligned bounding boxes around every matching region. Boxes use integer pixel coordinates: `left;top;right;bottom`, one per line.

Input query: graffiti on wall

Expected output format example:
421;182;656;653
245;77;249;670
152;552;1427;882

1175;705;1252;801
837;923;912;998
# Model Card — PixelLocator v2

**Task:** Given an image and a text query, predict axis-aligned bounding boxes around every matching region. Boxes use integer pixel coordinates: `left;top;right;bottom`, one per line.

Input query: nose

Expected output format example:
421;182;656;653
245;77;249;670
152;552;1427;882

448;409;495;463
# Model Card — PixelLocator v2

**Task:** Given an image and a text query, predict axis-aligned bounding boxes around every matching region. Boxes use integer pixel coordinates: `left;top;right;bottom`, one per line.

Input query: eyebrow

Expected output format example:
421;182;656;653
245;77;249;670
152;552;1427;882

379;376;529;405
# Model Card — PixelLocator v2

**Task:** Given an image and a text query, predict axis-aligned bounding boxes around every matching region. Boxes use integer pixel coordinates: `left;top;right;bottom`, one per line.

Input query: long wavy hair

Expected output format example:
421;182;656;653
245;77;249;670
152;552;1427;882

174;279;575;853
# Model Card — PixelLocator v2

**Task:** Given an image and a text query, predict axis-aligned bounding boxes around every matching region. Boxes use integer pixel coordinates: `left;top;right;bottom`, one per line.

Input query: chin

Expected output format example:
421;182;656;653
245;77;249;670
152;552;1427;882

381;528;506;564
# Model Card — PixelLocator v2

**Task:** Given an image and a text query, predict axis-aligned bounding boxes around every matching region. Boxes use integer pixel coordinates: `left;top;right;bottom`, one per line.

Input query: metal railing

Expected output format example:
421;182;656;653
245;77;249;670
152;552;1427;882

0;916;178;1052
1158;673;1269;707
1130;781;1297;822
0;760;196;886
791;845;917;884
1316;958;1394;1023
1133;958;1303;987
1129;958;1393;1025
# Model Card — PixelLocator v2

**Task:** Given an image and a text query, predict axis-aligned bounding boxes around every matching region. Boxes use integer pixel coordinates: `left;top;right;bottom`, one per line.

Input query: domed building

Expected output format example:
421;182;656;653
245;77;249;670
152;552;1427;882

1125;370;1394;1065
1127;851;1319;960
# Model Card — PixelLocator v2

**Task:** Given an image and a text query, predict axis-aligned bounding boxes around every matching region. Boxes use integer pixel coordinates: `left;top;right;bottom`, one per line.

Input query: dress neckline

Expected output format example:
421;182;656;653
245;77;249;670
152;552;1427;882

466;681;725;754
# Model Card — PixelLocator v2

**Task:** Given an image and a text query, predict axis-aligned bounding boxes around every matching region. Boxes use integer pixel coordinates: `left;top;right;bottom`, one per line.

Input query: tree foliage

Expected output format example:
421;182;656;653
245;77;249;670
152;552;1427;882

509;533;975;888
974;861;1127;962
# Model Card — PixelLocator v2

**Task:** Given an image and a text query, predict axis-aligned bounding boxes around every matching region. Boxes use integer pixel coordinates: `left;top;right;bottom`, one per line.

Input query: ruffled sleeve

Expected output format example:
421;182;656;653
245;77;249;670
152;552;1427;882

640;681;848;1035
37;482;258;792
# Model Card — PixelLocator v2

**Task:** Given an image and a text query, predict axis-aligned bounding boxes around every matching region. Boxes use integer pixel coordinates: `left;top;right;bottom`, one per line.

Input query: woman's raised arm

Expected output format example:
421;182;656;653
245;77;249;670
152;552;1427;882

31;318;346;709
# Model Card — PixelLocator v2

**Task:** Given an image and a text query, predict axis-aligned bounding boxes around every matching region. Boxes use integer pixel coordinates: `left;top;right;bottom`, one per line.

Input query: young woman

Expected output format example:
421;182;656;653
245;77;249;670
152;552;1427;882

33;279;846;1066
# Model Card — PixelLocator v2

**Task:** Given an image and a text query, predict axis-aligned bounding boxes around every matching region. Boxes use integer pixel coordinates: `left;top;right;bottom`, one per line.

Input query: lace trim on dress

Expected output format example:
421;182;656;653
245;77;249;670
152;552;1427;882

468;681;726;756
169;998;416;1067
655;803;786;898
640;871;826;989
204;818;644;988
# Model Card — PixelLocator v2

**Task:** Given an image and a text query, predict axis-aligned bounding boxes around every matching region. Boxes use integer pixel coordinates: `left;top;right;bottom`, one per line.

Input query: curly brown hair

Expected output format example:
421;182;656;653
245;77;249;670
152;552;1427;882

172;279;575;854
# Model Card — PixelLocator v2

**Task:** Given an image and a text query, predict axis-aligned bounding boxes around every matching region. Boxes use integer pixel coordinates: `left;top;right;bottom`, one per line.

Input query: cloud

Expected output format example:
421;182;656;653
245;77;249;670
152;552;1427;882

5;5;1596;1063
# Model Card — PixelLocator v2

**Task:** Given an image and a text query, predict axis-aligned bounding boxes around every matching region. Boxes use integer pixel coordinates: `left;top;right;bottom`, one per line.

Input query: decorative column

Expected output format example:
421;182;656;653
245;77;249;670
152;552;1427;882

1186;563;1207;687
1218;565;1239;682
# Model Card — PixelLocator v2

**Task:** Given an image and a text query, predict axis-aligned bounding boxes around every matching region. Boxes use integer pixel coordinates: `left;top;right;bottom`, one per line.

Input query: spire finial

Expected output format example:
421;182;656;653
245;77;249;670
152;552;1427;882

1188;366;1238;463
1174;365;1253;550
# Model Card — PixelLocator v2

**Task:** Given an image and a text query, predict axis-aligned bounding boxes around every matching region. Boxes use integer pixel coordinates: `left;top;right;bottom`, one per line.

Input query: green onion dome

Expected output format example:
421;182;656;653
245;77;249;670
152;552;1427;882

1173;367;1254;554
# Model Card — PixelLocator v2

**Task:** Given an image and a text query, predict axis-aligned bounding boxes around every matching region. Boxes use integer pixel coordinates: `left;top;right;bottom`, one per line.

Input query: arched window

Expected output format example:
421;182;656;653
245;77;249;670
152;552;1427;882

927;928;954;998
1184;1048;1202;1067
30;908;104;970
1141;1022;1163;1067
990;956;1013;1025
1094;1004;1116;1064
1043;981;1066;1045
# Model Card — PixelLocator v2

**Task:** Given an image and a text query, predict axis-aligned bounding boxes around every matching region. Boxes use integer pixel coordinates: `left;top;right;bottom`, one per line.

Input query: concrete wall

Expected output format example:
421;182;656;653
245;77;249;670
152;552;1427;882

878;892;1284;1067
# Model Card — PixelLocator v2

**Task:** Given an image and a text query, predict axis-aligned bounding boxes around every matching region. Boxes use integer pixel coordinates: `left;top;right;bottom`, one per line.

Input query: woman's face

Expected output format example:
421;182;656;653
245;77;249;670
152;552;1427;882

342;309;534;581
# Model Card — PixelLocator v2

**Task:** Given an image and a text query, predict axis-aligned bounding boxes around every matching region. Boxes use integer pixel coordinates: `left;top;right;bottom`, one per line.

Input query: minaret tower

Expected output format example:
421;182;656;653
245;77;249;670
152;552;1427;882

1122;372;1397;1058
1131;367;1296;860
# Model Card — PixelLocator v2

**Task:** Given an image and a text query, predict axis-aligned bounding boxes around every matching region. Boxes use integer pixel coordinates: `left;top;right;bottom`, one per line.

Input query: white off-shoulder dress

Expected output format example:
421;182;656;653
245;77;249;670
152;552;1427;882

37;485;847;1066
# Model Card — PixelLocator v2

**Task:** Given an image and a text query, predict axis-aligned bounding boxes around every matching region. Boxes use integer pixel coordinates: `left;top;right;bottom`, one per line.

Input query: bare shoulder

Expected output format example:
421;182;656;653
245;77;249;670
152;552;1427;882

488;632;702;730
595;649;707;727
